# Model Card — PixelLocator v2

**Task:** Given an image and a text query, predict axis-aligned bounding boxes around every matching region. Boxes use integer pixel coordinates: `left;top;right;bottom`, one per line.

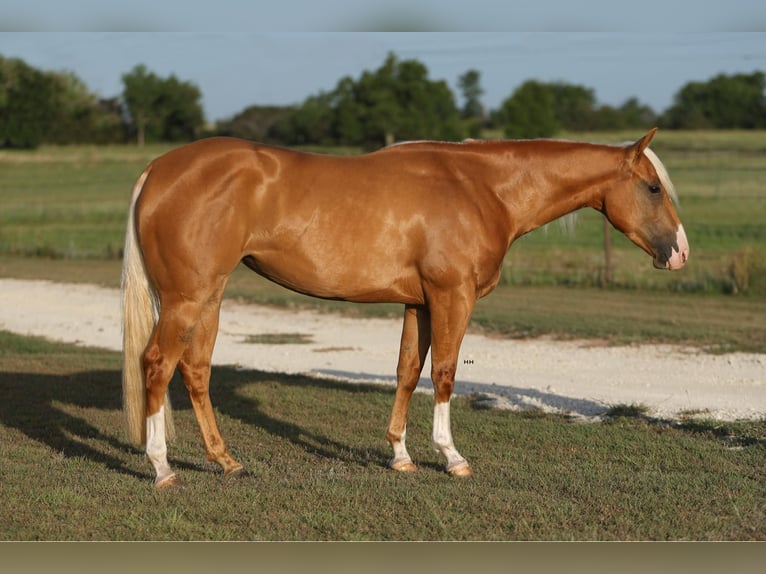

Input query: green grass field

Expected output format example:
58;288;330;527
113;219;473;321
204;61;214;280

0;330;763;541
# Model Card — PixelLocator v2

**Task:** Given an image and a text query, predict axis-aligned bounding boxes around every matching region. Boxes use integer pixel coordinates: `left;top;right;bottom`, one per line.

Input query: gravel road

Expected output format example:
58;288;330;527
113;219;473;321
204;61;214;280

1;278;763;421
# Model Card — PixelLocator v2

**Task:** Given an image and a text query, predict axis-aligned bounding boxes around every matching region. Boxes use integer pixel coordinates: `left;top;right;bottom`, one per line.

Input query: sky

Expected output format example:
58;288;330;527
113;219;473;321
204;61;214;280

1;2;765;124
2;33;765;124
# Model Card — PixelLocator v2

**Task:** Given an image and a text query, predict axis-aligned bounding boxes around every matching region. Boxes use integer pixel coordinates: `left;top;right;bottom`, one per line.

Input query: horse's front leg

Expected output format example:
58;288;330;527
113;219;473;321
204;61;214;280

386;304;431;472
427;288;475;477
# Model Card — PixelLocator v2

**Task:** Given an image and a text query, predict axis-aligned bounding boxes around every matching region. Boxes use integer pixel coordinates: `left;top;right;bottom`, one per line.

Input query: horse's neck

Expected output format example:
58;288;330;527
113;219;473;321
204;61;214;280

485;141;621;239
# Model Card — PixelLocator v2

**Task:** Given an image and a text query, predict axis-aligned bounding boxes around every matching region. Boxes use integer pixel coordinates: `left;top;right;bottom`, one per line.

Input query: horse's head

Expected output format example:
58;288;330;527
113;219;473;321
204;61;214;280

603;128;689;270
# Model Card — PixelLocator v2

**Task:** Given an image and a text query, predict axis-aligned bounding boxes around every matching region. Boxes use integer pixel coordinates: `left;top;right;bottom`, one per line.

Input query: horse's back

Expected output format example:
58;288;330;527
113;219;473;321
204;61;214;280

135;137;510;304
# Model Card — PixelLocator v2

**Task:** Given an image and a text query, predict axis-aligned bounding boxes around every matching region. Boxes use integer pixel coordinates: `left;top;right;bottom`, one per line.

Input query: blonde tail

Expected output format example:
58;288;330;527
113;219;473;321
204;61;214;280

121;166;175;446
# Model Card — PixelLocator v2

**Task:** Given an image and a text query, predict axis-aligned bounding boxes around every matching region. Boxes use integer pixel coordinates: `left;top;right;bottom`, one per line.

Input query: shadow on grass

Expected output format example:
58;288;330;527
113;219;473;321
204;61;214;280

0;365;395;481
313;368;609;418
0;356;621;483
192;366;393;469
0;370;150;480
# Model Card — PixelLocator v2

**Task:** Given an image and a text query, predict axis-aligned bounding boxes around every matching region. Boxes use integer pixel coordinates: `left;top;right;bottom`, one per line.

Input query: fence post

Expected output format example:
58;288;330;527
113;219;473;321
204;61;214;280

603;215;613;286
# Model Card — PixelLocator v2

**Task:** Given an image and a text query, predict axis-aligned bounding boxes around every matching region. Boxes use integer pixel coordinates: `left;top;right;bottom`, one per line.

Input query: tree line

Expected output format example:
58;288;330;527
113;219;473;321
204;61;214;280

1;52;765;149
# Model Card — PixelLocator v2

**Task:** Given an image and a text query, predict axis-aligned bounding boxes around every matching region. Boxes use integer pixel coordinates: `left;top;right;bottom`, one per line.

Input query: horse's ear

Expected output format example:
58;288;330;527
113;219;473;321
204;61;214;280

628;127;658;166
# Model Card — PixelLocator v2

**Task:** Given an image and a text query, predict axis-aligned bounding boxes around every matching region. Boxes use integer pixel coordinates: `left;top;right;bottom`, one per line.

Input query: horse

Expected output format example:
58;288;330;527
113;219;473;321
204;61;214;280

121;128;689;487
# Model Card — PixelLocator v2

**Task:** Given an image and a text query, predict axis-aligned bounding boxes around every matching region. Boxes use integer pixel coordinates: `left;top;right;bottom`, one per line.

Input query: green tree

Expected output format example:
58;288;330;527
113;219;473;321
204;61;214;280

495;80;657;134
122;64;204;145
618;97;658;129
157;75;204;142
548;82;597;131
458;69;485;138
353;56;405;146
216;105;291;142
46;71;125;144
270;53;464;147
270;92;335;146
498;80;559;139
458;69;484;120
122;64;160;146
0;56;57;148
349;53;463;146
662;71;766;129
332;76;365;144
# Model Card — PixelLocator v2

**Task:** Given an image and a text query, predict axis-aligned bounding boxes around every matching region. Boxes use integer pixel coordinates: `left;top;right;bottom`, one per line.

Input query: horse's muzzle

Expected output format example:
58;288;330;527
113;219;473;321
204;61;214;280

653;224;689;270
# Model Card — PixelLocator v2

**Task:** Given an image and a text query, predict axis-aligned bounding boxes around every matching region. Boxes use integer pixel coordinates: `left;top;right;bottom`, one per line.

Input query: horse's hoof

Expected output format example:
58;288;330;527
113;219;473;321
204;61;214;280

154;473;180;489
389;458;417;473
447;462;472;478
224;467;249;480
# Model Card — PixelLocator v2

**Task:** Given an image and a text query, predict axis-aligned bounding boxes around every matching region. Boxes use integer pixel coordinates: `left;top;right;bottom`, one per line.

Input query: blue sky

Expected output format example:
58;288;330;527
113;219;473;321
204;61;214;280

3;1;766;33
2;32;764;124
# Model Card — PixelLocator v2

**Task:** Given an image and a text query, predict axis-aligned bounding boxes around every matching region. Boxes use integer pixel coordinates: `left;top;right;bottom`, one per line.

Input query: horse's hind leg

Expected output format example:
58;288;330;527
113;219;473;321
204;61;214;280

386;304;431;472
177;296;244;478
143;299;201;488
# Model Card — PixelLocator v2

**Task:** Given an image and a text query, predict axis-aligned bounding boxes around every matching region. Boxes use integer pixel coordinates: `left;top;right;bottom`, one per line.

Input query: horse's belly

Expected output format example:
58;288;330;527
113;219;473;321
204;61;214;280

241;251;424;305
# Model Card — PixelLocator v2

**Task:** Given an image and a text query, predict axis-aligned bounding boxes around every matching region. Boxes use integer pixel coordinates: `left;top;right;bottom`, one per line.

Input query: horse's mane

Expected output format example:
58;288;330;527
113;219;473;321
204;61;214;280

642;146;679;206
386;138;679;207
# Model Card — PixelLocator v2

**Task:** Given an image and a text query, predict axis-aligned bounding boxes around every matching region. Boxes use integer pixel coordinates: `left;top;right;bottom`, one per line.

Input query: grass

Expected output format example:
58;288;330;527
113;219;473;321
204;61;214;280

0;330;764;540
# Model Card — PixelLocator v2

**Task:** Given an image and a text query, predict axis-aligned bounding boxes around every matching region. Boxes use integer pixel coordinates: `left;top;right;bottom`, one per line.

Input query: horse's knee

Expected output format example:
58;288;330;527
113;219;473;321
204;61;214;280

431;363;456;402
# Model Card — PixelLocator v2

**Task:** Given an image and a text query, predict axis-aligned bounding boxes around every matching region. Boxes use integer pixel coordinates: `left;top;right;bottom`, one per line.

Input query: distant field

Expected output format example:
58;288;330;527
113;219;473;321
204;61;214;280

0;144;173;260
1;131;764;351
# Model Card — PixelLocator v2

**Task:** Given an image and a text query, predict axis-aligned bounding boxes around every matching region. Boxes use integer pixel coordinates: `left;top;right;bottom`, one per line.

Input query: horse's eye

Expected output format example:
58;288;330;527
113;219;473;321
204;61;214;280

648;183;661;194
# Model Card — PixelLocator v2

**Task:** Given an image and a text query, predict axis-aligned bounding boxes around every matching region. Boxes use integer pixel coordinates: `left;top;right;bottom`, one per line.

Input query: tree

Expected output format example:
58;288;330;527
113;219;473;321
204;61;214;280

270;53;464;148
458;69;485;137
548;82;597;132
216;105;291;142
0;56;57;148
458;69;484;119
46;71;125;144
332;76;365;144
122;65;159;146
353;53;464;146
618;97;657;129
122;64;204;145
498;80;559;139
157;75;204;142
354;60;403;146
662;71;766;129
494;79;658;135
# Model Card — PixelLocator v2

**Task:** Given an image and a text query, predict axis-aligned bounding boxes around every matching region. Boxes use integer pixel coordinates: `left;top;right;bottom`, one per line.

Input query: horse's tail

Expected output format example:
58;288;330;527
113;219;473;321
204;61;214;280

121;165;175;446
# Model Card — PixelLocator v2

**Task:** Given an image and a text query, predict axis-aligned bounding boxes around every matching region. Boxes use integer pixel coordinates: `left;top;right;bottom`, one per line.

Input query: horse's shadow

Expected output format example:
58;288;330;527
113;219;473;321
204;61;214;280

0;363;607;482
313;369;609;418
0;370;150;480
197;367;394;469
0;365;395;481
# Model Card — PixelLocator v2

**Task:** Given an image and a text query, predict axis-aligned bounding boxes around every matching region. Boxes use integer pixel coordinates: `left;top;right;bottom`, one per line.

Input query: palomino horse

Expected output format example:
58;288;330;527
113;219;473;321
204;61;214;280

122;128;689;487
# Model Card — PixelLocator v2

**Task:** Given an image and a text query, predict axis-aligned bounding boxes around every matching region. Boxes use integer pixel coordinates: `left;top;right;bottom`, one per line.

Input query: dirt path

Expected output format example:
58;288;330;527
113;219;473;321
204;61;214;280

1;278;764;421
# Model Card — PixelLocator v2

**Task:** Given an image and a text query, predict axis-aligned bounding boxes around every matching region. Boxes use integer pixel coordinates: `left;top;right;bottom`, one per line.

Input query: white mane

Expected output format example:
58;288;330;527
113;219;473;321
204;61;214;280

642;146;679;206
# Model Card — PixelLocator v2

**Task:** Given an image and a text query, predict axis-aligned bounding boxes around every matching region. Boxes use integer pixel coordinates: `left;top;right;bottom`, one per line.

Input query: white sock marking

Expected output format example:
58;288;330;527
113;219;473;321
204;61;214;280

146;406;174;484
